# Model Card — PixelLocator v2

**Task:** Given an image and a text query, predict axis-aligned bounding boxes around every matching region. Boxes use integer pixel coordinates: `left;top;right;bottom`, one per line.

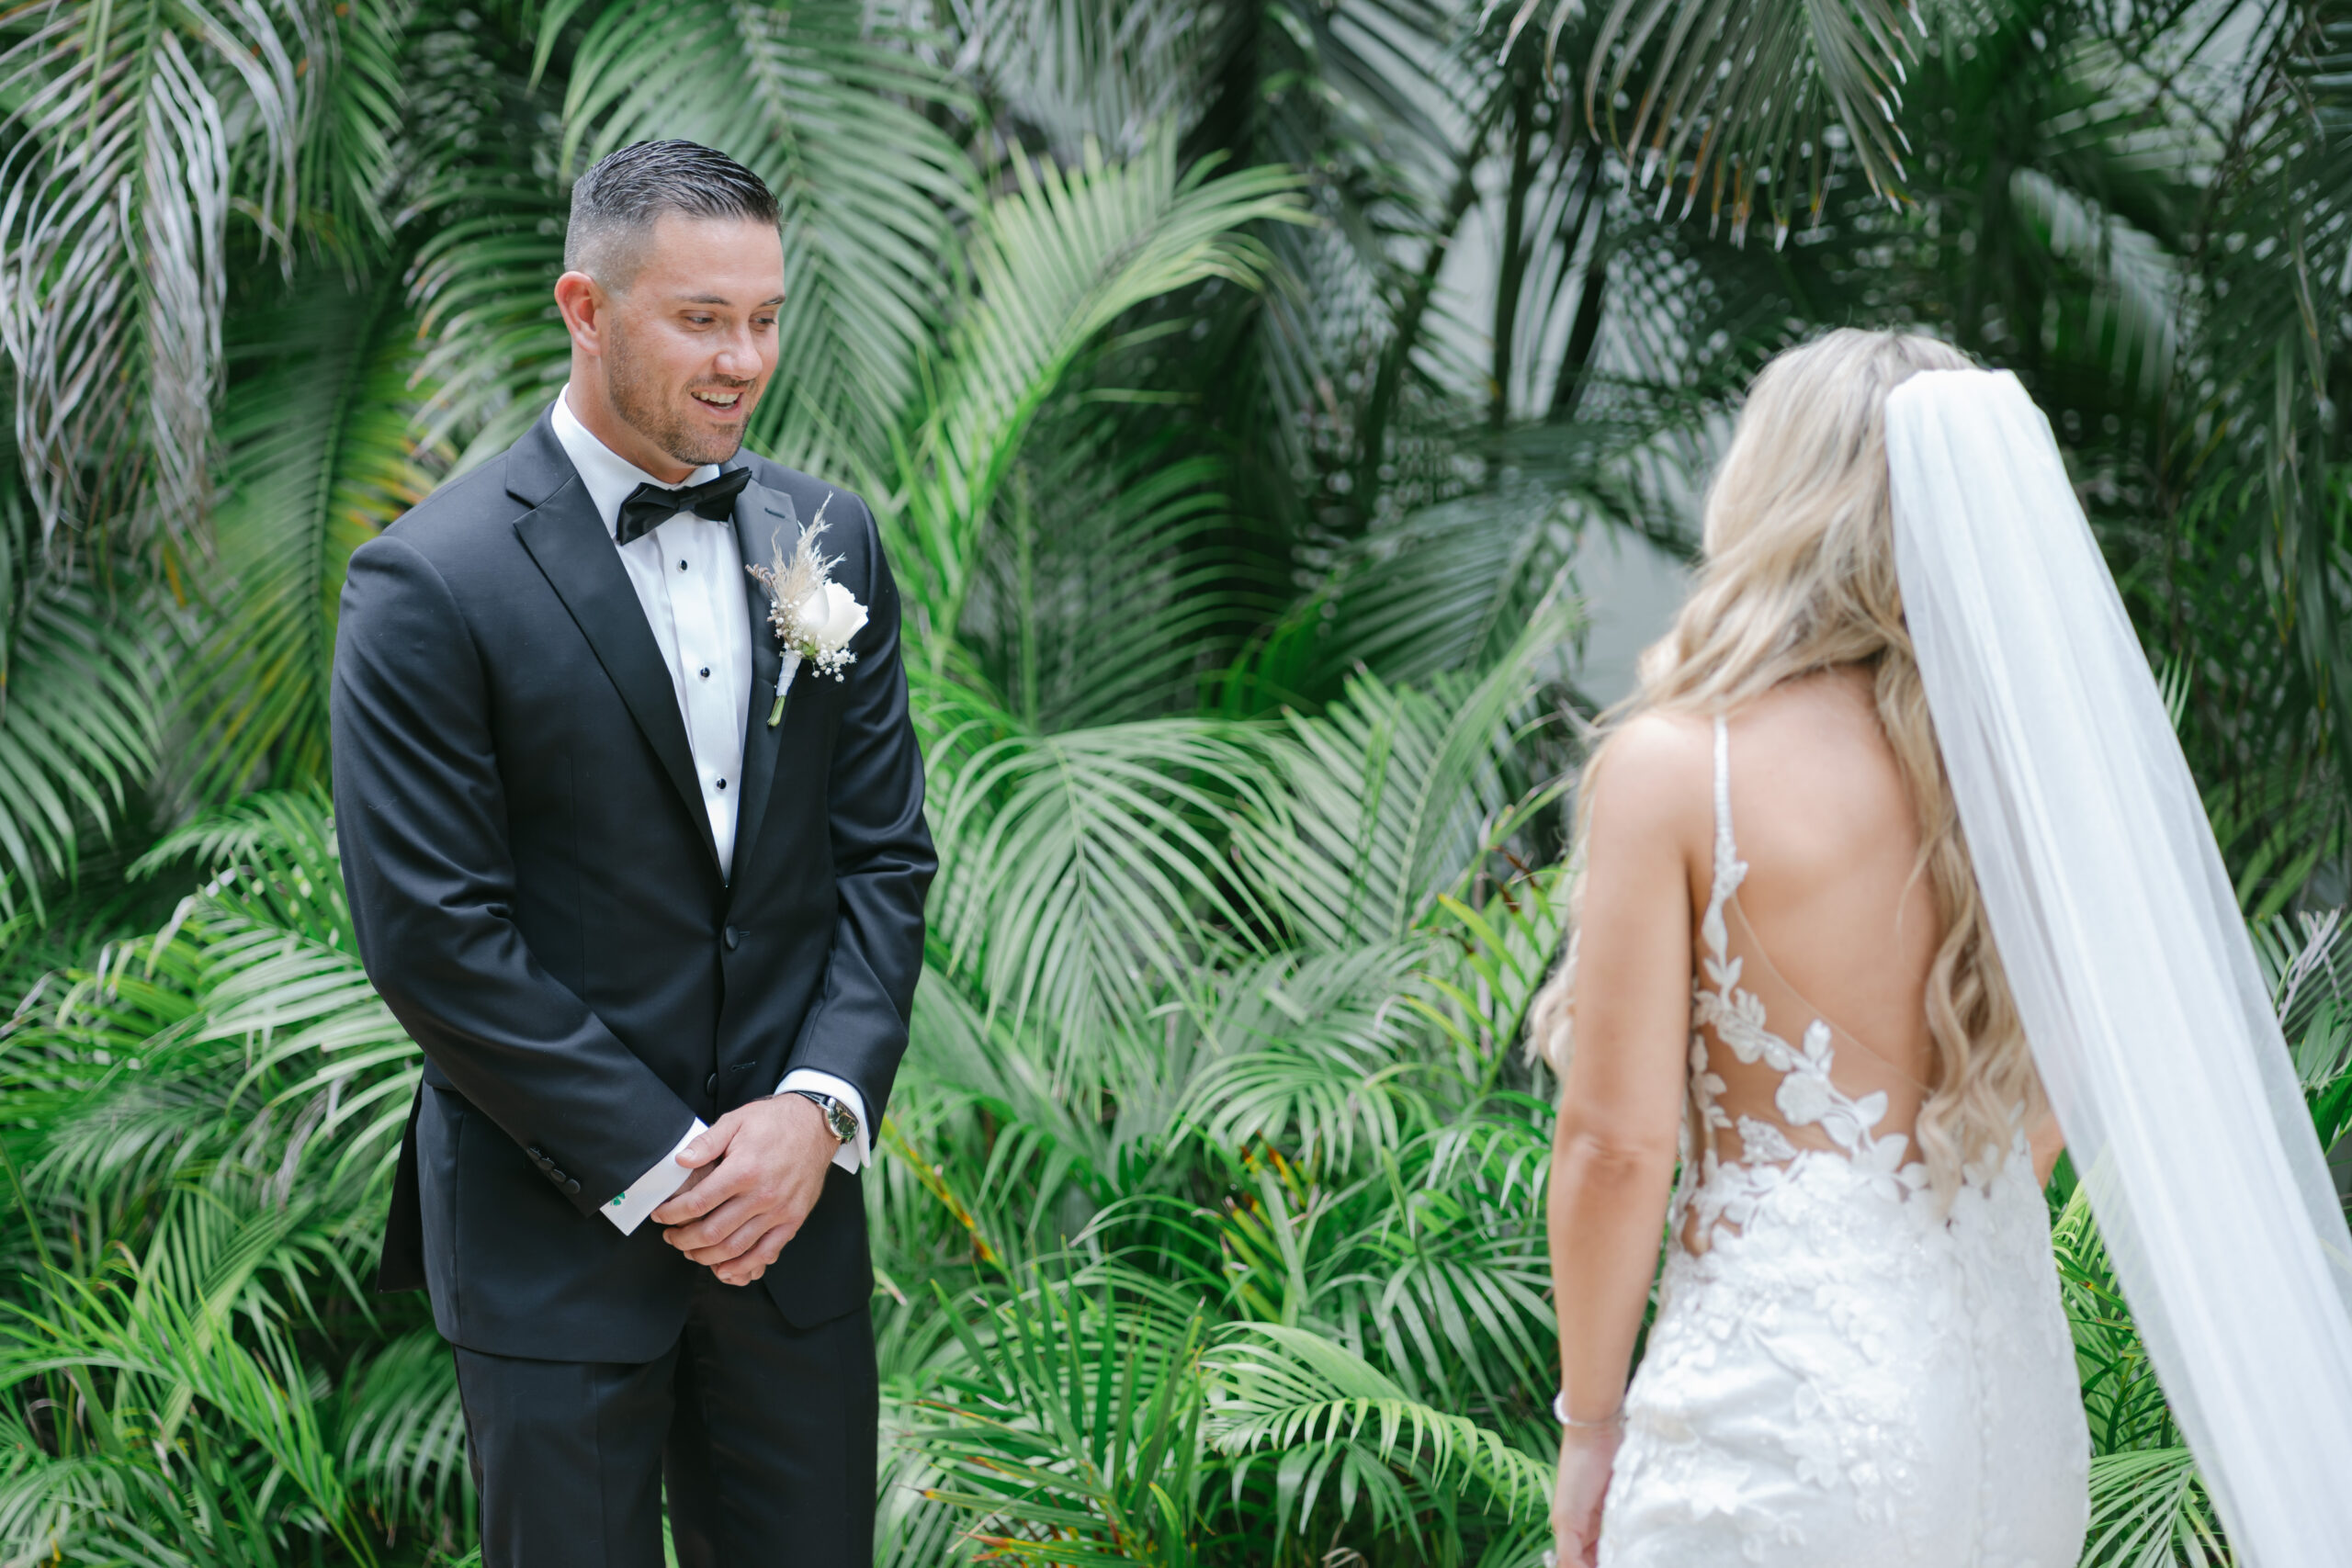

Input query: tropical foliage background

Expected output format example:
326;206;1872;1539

0;0;2348;1562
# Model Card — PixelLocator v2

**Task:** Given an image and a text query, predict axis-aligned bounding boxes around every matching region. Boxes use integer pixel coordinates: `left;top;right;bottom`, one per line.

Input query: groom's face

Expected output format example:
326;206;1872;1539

595;213;786;470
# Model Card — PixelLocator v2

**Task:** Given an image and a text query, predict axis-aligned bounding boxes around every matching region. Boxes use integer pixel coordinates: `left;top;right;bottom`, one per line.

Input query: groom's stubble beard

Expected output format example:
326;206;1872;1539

603;311;758;470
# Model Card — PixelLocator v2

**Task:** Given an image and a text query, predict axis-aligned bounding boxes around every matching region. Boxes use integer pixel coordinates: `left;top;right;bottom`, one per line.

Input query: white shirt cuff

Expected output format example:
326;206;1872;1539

777;1069;869;1173
601;1118;708;1235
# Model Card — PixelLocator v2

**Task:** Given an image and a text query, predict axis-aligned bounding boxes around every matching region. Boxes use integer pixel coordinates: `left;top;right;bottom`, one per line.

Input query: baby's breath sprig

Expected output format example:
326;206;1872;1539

746;498;865;727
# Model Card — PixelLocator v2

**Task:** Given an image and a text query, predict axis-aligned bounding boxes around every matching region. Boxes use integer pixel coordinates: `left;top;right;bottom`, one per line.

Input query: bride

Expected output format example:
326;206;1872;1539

1536;330;2352;1566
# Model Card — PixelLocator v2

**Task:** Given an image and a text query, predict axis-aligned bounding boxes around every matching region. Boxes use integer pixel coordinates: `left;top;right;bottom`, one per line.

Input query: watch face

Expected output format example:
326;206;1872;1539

826;1101;858;1142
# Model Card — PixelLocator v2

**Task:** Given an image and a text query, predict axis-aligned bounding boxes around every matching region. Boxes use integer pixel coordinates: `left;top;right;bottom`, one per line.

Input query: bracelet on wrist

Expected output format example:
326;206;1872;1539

1553;1391;1623;1429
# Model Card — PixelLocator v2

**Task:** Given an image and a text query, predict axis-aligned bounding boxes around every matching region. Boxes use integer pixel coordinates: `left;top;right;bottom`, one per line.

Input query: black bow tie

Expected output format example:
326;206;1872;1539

614;467;751;547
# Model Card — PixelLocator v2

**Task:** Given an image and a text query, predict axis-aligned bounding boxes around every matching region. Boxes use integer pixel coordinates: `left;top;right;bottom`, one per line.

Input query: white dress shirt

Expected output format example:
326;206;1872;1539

549;389;870;1235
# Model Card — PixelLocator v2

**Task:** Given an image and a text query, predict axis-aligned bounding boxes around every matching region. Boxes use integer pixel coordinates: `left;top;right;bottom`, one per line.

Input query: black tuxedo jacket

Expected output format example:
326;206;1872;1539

330;412;933;1361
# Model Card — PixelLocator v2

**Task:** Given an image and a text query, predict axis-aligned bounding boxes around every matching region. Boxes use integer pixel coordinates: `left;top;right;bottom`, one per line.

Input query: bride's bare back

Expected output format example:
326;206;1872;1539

1562;662;2089;1565
1679;666;1939;1223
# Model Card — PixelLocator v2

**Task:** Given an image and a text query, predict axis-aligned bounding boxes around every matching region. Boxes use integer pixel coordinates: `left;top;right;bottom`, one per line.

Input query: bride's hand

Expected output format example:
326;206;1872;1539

1548;1422;1620;1568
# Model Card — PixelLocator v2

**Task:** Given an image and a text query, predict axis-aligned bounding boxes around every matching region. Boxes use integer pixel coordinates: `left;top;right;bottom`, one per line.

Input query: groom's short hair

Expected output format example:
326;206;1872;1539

564;140;780;288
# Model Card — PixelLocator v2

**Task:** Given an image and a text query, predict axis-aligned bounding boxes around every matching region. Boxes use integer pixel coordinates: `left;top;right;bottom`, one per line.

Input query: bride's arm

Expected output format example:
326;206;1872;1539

2030;1111;2065;1187
1544;719;1701;1563
1546;716;1700;1423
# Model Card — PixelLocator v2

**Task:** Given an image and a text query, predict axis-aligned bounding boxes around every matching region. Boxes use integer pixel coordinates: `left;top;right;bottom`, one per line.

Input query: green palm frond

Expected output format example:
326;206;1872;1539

0;0;321;538
926;713;1285;1046
1291;491;1586;696
130;787;348;931
1232;601;1573;950
961;407;1272;730
0;1417;254;1568
400;8;577;465
1181;944;1431;1169
0;784;423;1558
1581;0;1926;244
2179;12;2352;794
948;0;1228;159
405;184;575;465
0;1254;377;1564
337;1327;469;1531
2081;1446;2226;1566
11;792;404;1270
2051;1185;2181;1459
553;0;973;481
2012;164;2180;394
919;1269;1208;1567
1333;1125;1556;1408
0;569;165;919
1411;861;1575;1089
1204;1322;1550;1540
896;128;1309;640
189;274;440;803
297;0;408;259
1203;1120;1555;1415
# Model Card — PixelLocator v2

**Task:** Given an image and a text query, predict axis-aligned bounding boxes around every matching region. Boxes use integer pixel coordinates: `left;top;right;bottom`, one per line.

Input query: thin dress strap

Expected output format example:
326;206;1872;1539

1701;716;1746;958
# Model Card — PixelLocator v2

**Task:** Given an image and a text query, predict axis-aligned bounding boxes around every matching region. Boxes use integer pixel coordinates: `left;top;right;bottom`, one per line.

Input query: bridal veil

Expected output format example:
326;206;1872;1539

1886;369;2352;1562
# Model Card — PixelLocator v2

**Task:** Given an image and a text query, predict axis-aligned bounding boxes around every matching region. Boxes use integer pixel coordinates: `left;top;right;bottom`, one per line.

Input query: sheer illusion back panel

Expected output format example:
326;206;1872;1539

1680;701;1940;1249
1602;685;2089;1567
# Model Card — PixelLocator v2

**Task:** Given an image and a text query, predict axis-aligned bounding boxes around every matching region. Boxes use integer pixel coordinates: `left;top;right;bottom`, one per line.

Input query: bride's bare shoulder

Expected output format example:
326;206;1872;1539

1724;668;1916;856
1588;710;1713;850
1731;668;1902;790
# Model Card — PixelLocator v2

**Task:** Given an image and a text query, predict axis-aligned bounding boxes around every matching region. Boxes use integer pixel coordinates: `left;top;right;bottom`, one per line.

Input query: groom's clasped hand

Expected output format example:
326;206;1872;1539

653;1091;840;1285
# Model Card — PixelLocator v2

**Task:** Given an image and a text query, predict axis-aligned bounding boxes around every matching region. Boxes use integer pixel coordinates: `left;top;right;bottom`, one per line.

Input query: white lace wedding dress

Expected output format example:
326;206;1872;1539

1597;718;2090;1566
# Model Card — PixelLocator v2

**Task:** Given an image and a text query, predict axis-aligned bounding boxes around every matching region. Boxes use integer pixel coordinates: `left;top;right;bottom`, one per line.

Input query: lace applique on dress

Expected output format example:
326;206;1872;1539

1598;714;2089;1568
1671;717;1929;1252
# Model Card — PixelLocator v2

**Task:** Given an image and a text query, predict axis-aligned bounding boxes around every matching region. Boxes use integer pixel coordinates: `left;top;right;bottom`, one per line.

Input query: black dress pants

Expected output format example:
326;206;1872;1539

453;1268;876;1568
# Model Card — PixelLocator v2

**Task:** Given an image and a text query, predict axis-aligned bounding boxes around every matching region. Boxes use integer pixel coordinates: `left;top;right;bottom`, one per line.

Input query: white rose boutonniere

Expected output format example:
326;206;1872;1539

745;500;867;727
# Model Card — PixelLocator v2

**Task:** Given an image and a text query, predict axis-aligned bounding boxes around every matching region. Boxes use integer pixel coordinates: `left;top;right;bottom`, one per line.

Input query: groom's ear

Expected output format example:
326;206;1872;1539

553;270;608;358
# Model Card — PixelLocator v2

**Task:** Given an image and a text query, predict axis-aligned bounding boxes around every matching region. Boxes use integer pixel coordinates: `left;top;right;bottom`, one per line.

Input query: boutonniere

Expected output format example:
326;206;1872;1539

745;499;866;728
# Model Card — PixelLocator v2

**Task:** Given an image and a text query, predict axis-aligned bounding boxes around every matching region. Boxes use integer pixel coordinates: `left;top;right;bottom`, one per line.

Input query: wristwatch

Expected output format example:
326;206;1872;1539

788;1089;860;1145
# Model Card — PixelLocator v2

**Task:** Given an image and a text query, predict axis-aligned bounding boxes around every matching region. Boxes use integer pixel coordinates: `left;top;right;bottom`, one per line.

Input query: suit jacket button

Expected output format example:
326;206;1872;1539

723;925;741;950
565;1179;582;1194
549;1168;566;1183
706;1073;718;1096
526;1146;543;1161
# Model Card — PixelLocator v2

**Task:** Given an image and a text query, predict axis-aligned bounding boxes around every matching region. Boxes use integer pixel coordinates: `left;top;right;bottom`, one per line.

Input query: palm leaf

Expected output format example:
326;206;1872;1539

960;405;1274;729
926;711;1285;1047
2081;1447;2226;1566
918;1269;1208;1568
2177;11;2352;795
187;272;441;803
1582;0;1925;244
1232;599;1573;950
0;0;319;538
336;1327;470;1531
0;569;164;919
1180;944;1431;1170
896;128;1308;641
1204;1322;1551;1538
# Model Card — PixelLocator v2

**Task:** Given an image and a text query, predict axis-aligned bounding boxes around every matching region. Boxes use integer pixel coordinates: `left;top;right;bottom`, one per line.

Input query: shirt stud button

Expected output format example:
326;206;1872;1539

699;667;710;679
678;559;687;571
716;778;727;791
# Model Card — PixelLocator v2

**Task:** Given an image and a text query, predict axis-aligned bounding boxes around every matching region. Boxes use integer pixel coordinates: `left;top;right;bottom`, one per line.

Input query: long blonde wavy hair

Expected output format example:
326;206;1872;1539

1530;328;2043;1199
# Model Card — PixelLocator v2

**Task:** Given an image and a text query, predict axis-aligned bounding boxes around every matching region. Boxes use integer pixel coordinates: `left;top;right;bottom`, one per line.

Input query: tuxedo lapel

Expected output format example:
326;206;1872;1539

508;418;723;874
729;482;805;886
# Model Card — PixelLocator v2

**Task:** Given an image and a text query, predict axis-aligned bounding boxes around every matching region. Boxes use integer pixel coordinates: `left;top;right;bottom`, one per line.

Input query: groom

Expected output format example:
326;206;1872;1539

331;140;933;1567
